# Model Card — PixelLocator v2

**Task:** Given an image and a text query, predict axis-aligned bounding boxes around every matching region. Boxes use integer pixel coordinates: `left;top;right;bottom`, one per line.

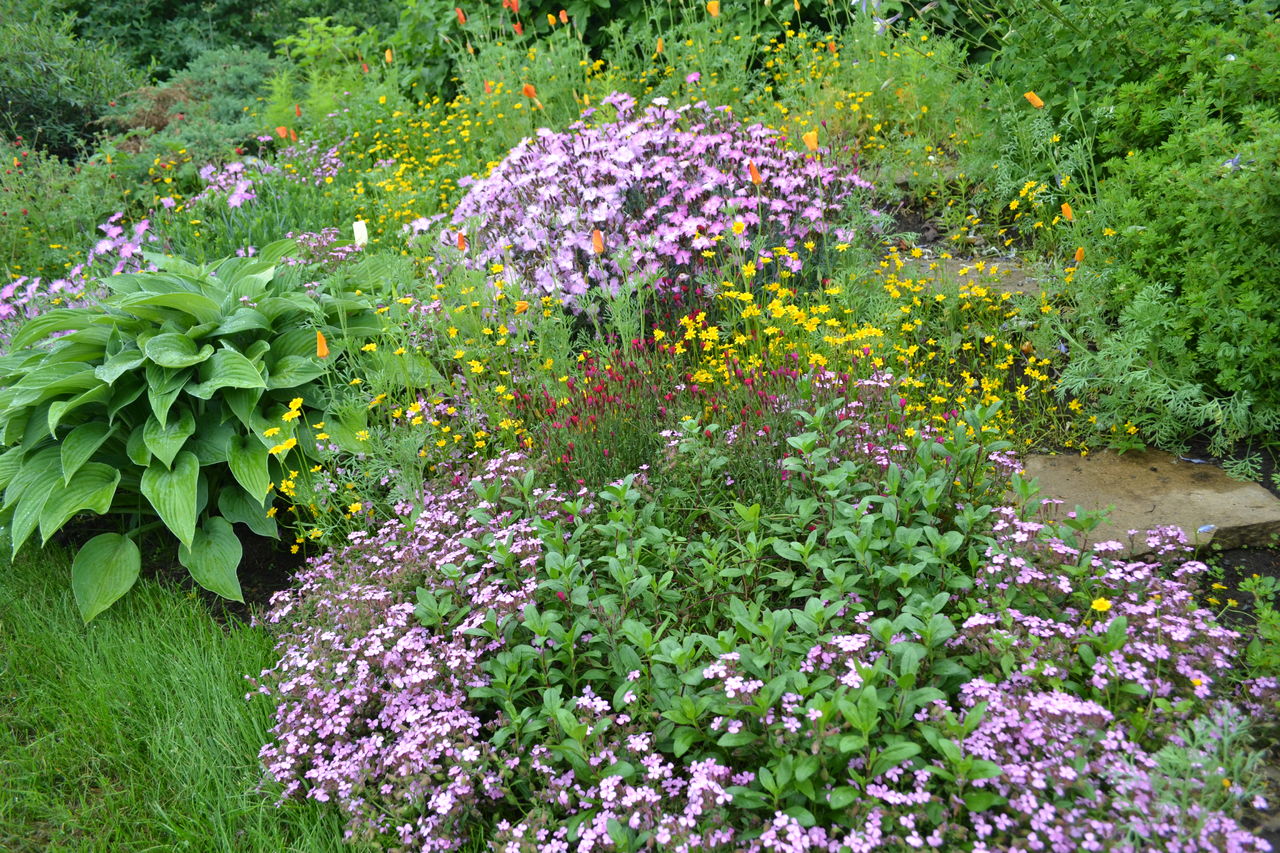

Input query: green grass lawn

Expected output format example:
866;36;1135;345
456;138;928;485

0;543;352;852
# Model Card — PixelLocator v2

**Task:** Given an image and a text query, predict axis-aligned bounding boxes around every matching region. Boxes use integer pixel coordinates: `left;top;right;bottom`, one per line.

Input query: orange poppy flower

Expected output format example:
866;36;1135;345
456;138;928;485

656;37;664;54
455;7;466;25
316;331;329;359
385;48;394;64
457;232;468;251
289;128;297;142
522;83;537;99
559;9;568;22
294;103;302;118
514;21;523;35
1061;202;1074;221
592;229;605;254
484;80;493;94
748;161;762;185
1024;91;1045;109
802;130;819;152
275;126;288;139
707;0;720;16
1074;246;1085;263
514;300;530;315
547;13;555;26
361;61;370;73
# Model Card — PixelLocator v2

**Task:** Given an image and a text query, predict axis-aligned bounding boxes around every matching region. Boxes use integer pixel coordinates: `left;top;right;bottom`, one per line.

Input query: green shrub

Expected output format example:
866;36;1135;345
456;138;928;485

0;10;142;159
0;240;380;622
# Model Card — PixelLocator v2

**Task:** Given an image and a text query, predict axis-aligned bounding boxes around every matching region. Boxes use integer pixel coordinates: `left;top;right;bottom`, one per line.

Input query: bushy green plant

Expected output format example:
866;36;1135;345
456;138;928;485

0;10;143;159
0;240;379;621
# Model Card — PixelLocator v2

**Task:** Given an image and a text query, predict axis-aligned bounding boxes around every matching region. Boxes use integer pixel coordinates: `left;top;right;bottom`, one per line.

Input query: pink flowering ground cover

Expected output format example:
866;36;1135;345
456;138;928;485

251;384;1276;851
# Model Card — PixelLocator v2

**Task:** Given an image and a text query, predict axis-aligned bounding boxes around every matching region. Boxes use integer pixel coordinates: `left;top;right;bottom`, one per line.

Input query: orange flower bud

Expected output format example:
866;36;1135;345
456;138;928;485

514;21;523;35
1024;91;1045;109
1074;246;1085;263
547;13;556;26
656;37;664;54
484;80;493;94
295;103;302;118
275;126;288;139
316;331;329;359
457;232;467;251
591;229;605;254
1061;202;1074;221
707;0;720;16
559;9;568;22
522;83;537;99
748;161;762;185
385;48;394;64
802;130;819;152
455;6;466;25
514;300;530;315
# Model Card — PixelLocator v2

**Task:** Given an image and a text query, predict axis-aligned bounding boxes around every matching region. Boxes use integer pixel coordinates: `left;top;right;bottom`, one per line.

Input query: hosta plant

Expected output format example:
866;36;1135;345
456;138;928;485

0;240;379;621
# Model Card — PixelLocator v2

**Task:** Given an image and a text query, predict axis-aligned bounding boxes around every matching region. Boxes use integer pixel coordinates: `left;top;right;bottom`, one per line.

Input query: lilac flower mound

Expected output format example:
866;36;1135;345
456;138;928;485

251;455;584;848
446;93;871;308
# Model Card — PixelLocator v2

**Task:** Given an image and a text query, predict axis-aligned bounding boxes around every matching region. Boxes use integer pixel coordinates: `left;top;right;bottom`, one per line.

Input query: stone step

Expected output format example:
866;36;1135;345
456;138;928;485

1023;449;1280;554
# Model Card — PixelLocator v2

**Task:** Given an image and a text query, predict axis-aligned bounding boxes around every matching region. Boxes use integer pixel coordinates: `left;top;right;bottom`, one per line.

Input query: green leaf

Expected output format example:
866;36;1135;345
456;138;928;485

8;363;100;408
144;363;190;427
95;348;146;384
184;348;265;399
72;533;141;623
126;426;152;466
218;487;277;538
39;463;120;544
3;445;59;511
140;451;199;548
213;307;270;336
106;374;146;422
8;308;90;351
117;291;223;325
265;355;326;390
47;383;111;433
227;435;271;502
673;727;696;757
189;419;236;465
143;407;197;468
60;422;113;485
143;333;215;368
829;787;859;810
9;486;51;558
255;239;297;266
962;790;1006;812
870;741;921;777
178;516;244;601
271;327;323;360
0;445;24;491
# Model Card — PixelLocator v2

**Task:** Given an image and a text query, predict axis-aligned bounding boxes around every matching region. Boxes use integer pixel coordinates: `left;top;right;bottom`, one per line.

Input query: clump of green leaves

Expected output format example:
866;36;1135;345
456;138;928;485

0;240;378;621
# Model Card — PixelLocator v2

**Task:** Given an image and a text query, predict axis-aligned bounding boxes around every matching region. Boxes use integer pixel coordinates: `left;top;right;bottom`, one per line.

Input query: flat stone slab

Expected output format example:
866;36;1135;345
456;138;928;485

1023;449;1280;553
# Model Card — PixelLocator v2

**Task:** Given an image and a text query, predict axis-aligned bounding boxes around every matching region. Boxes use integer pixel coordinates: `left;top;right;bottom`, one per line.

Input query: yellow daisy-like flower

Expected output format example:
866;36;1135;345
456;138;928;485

1091;597;1112;612
263;427;281;438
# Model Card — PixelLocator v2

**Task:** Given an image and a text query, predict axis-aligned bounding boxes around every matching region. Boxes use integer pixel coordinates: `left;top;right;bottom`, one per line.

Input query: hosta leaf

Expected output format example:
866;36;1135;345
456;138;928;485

145;363;190;427
226;435;270;502
9;363;100;408
218;487;278;538
178;516;244;601
271;327;322;360
8;308;91;351
189;419;236;465
47;383;111;433
255;239;297;266
106;374;146;422
72;533;141;623
60;422;113;485
265;355;326;390
213;307;270;336
144;333;214;368
126;426;151;466
222;388;262;430
3;445;59;511
117;291;223;325
96;348;146;384
184;348;265;399
0;445;24;491
39;463;120;544
258;293;320;323
142;407;197;468
140;451;199;548
140;251;206;277
215;257;276;296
